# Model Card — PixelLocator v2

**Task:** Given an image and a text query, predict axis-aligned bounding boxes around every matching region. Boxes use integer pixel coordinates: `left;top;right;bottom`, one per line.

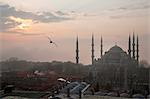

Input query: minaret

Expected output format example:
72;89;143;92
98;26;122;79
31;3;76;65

132;33;135;59
91;34;94;65
76;36;79;64
100;36;103;58
128;34;131;57
136;35;139;62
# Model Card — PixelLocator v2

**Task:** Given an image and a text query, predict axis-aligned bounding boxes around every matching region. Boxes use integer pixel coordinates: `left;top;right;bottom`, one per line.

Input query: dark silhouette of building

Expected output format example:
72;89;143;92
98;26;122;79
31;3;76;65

128;34;131;57
128;33;139;62
136;35;139;62
100;36;103;58
76;36;79;64
91;34;94;65
89;33;149;92
132;33;135;59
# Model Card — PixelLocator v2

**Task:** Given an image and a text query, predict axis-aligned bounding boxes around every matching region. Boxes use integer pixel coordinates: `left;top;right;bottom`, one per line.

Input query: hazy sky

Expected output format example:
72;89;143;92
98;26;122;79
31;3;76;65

0;0;150;64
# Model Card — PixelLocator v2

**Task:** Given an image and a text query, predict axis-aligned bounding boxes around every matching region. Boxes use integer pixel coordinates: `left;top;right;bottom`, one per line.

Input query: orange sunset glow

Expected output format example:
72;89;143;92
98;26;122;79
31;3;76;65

9;16;33;31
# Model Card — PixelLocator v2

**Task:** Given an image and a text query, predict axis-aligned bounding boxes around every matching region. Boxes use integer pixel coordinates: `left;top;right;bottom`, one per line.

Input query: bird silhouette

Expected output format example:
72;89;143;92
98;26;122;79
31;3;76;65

47;36;57;47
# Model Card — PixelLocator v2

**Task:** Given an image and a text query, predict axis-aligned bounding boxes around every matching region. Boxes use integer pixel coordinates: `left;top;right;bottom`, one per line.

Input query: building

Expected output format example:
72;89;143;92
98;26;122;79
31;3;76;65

75;34;149;93
93;45;138;90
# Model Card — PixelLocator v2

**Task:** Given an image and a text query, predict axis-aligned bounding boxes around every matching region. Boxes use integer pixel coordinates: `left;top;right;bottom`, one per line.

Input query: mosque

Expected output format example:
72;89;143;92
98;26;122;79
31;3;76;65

75;34;149;92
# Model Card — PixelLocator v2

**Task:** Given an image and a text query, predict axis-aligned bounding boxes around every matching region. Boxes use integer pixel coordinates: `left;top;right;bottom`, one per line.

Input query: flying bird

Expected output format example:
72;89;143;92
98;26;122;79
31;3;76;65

47;36;57;47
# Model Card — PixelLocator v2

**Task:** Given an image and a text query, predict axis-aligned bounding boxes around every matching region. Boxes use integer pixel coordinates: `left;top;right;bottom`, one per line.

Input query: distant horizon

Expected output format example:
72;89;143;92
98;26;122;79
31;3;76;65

1;43;150;66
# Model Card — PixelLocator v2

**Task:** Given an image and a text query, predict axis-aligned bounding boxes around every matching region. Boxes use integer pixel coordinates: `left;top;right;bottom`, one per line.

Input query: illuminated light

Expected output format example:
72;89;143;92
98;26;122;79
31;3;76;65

9;16;33;30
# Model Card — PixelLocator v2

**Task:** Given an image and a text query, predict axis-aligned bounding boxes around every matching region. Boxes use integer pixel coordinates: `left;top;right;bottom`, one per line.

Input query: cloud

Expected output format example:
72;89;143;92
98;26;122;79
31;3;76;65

114;5;150;11
0;4;73;32
0;17;22;31
109;0;150;12
108;2;150;19
55;11;69;16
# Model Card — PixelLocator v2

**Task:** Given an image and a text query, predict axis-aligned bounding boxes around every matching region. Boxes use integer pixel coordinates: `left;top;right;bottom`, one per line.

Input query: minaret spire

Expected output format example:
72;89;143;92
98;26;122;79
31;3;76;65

76;36;79;64
132;33;135;59
136;35;139;62
91;34;94;65
100;36;103;58
128;34;131;57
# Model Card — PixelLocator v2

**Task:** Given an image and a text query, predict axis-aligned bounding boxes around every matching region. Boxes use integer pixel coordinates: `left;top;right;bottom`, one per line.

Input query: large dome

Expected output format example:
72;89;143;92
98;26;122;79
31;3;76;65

109;45;124;53
101;45;129;64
